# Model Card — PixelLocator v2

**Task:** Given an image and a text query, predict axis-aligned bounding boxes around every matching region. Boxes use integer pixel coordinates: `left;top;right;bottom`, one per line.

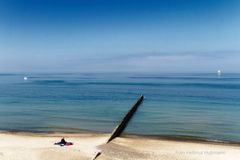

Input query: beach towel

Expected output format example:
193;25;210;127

54;142;73;147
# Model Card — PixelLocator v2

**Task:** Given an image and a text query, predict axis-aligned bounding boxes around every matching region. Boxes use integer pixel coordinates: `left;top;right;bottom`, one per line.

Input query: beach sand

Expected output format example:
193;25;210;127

0;132;239;160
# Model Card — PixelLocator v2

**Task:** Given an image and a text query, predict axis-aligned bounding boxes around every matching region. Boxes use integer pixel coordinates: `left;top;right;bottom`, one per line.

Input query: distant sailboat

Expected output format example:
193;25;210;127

217;70;222;76
24;76;28;80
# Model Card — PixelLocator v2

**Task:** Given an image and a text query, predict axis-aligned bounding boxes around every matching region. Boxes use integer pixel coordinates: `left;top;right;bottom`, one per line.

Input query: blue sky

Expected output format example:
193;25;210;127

1;0;240;73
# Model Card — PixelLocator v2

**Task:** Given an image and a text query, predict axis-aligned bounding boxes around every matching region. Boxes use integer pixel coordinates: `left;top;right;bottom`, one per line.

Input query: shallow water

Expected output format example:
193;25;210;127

0;73;240;142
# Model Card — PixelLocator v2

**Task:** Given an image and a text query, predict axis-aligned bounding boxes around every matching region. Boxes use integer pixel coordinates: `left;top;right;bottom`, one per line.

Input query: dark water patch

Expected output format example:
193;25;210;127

17;79;240;90
49;116;114;123
86;82;240;89
31;126;102;133
122;134;240;145
0;74;20;76
32;80;68;84
0;128;55;134
74;82;240;89
129;76;240;81
3;101;21;104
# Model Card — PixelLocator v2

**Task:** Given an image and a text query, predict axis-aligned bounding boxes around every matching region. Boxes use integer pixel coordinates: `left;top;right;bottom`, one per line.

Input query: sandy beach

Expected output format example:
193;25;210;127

0;132;239;160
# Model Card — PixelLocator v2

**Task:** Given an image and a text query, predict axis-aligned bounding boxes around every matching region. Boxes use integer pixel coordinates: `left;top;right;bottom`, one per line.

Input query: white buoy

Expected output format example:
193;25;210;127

217;70;222;76
24;76;28;80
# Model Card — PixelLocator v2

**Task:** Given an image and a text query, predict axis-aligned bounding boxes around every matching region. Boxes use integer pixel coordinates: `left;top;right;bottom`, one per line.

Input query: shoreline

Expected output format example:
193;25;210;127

1;130;240;146
0;132;240;160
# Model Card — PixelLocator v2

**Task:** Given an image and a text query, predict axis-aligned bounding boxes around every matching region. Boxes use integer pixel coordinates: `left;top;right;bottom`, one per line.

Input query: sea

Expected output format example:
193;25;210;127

0;73;239;142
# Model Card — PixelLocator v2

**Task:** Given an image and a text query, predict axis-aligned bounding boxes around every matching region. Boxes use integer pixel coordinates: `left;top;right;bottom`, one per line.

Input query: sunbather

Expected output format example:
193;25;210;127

54;137;73;146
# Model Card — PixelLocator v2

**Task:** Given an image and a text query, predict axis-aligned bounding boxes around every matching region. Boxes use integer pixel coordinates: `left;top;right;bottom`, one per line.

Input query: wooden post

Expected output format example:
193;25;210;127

92;95;144;160
107;95;144;143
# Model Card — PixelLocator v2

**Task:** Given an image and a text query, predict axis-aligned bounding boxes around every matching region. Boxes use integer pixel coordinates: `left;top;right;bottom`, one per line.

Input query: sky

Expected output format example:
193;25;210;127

1;0;240;73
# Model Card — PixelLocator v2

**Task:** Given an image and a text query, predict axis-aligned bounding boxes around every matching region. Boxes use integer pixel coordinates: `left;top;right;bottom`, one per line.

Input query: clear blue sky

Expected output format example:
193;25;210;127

1;0;240;73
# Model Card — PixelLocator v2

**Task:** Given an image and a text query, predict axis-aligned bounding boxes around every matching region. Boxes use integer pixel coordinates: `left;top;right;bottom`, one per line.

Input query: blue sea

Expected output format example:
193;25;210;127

0;73;240;142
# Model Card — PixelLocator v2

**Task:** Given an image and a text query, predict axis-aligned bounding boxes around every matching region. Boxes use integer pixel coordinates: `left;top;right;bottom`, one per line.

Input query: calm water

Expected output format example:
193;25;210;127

0;73;240;142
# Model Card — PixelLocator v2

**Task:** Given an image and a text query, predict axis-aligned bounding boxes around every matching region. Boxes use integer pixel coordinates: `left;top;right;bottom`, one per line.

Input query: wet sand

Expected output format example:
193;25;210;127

0;132;239;160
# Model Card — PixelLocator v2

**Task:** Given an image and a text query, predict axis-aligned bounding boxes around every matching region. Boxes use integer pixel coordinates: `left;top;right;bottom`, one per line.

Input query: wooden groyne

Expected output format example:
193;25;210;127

107;95;144;143
92;95;144;160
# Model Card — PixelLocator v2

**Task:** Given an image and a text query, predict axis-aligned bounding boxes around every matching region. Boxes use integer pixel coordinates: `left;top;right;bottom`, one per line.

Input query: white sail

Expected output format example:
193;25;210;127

217;70;221;76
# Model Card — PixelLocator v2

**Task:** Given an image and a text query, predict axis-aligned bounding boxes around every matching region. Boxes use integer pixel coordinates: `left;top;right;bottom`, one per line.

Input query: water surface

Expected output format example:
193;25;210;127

0;73;239;142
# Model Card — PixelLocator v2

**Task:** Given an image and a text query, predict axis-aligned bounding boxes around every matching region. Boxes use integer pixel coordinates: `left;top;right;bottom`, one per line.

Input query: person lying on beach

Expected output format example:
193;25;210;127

54;137;73;146
61;137;67;145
